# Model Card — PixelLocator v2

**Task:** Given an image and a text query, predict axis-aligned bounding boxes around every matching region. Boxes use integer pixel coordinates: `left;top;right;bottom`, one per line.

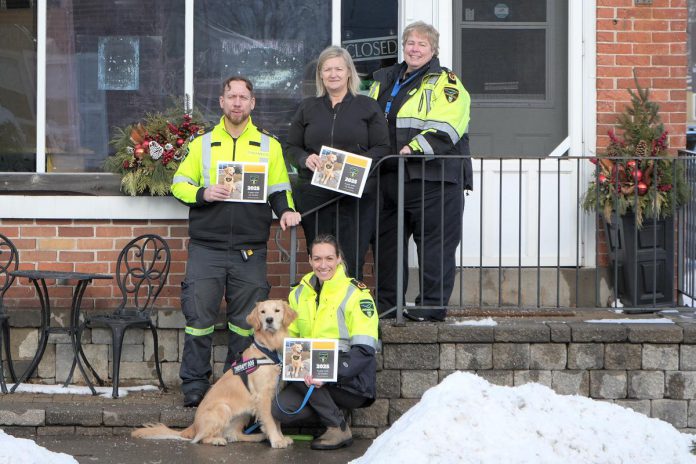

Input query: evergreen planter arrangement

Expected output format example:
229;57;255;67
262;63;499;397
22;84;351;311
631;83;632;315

583;74;688;309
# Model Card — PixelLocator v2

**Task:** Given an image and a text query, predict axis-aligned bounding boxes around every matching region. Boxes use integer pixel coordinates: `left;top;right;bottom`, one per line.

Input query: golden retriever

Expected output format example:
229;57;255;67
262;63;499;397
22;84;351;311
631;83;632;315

221;166;237;194
131;300;296;448
289;343;304;377
319;153;338;185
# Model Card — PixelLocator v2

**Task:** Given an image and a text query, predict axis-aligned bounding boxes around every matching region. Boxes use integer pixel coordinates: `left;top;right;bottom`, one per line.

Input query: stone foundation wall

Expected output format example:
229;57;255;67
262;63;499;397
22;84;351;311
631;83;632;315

6;310;696;435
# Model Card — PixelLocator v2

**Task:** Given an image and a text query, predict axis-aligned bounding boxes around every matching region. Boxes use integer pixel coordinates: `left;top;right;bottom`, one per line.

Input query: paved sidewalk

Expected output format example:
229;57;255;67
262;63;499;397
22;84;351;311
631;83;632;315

0;389;372;463
35;435;371;464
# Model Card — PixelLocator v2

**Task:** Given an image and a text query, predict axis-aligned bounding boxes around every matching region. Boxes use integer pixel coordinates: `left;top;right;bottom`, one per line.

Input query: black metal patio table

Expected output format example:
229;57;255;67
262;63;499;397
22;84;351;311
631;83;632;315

8;270;112;395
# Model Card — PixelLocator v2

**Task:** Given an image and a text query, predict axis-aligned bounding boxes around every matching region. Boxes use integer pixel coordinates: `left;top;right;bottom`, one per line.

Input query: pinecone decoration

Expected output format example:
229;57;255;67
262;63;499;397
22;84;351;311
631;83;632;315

634;140;648;158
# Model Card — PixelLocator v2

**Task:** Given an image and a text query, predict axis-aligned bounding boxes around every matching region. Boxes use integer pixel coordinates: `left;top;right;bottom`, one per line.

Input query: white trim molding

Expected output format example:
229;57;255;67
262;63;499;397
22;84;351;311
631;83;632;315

2;196;188;220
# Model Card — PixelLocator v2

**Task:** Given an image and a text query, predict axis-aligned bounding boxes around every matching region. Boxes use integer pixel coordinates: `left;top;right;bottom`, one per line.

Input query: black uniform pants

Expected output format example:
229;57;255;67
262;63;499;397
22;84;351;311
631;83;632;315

271;382;368;428
295;180;377;280
377;173;464;316
179;242;269;395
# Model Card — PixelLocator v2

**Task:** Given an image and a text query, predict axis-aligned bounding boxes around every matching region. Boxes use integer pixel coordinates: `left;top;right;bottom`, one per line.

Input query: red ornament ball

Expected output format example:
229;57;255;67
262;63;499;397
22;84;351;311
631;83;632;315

637;181;648;195
176;138;185;147
598;174;608;183
632;169;642;182
626;160;636;170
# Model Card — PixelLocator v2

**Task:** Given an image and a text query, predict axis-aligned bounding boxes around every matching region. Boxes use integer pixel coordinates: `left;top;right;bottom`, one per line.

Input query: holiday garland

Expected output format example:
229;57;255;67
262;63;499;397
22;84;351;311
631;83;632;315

582;73;688;228
104;102;207;196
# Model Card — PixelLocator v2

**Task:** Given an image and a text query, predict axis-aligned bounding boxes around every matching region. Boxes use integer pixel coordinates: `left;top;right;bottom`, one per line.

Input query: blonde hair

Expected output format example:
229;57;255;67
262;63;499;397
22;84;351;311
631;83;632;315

402;21;440;57
315;46;360;97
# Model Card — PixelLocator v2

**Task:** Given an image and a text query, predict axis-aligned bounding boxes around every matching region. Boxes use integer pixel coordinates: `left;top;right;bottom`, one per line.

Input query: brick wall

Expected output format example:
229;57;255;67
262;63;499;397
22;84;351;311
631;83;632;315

0;219;309;311
595;0;688;267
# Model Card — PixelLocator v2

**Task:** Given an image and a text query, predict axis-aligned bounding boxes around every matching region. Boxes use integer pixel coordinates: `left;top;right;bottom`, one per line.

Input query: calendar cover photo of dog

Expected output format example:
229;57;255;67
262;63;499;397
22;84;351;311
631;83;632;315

310;146;372;198
216;161;268;203
282;338;338;382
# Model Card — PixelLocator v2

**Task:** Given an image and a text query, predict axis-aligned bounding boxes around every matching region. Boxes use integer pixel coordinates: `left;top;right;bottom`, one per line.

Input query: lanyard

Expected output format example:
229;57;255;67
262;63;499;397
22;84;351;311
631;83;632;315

384;70;422;117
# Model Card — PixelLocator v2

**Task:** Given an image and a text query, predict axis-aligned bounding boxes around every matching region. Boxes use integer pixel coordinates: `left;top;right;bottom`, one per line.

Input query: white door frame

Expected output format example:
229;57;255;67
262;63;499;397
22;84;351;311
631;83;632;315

400;0;597;267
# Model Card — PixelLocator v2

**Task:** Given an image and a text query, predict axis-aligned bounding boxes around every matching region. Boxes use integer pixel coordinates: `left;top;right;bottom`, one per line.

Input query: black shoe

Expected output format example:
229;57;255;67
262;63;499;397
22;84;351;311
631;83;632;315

183;391;204;407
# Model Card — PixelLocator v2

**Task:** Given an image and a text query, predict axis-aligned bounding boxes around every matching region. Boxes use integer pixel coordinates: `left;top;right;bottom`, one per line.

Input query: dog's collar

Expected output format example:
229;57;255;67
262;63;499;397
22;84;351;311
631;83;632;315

253;339;281;364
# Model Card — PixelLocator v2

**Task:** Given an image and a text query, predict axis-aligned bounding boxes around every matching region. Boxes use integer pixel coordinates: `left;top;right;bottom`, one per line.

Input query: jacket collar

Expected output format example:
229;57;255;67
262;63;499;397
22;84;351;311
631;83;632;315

375;57;443;86
215;115;256;139
322;91;354;108
301;264;349;294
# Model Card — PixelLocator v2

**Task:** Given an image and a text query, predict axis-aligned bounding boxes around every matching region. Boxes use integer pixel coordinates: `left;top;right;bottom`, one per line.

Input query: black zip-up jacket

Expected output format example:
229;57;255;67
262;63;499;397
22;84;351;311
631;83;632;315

285;93;390;181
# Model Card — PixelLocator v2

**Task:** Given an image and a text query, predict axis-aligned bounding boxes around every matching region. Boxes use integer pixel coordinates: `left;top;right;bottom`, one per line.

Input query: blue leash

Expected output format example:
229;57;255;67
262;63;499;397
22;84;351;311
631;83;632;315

243;384;315;435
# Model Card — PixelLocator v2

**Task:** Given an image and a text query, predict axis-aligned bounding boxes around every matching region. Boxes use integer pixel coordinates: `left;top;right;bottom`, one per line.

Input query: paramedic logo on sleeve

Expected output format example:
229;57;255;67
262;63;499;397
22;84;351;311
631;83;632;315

444;86;460;103
359;299;375;318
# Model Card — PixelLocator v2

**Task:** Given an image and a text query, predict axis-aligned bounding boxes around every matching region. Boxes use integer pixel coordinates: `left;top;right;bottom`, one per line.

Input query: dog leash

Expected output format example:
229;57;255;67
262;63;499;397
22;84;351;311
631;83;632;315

243;384;315;435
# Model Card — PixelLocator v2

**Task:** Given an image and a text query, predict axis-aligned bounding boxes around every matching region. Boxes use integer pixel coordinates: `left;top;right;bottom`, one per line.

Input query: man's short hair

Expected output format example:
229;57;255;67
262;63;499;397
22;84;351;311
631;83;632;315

221;76;254;97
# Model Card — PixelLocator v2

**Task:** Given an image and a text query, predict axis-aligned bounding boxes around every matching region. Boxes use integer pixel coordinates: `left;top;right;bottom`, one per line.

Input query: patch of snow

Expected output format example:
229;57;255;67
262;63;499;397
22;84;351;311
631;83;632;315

0;429;77;464
584;318;674;324
12;383;159;398
451;318;498;327
352;372;696;464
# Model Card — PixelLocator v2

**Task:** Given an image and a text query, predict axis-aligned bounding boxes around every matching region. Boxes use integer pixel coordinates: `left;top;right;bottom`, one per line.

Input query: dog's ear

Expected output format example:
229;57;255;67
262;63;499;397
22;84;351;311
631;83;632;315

282;301;297;327
245;303;262;331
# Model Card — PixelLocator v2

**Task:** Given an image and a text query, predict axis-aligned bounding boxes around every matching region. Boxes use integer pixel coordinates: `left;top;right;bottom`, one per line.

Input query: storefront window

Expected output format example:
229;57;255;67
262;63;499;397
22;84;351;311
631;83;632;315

0;1;36;172
456;0;549;102
341;0;398;91
460;28;546;100
193;0;331;141
45;0;185;172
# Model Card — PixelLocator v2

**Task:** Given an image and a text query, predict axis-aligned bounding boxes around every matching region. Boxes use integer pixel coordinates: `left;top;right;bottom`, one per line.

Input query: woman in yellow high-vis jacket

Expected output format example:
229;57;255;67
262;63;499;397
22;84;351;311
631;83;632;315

272;234;379;450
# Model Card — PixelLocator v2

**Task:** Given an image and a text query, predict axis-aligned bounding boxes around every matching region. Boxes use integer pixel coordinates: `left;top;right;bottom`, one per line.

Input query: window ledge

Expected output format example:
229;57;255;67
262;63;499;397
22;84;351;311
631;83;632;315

2;195;188;219
0;173;188;219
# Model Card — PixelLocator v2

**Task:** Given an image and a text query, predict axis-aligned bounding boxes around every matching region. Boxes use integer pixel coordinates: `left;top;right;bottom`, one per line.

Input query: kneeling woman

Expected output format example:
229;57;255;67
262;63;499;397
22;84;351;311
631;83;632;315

272;234;379;450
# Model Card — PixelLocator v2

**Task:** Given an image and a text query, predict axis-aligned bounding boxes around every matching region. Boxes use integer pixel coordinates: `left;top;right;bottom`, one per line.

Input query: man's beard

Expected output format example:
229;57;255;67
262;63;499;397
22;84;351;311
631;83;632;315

226;110;250;125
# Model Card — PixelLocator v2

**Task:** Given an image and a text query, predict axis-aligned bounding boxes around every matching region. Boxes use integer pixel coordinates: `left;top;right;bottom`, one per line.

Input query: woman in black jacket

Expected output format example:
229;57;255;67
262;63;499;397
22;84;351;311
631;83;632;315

285;46;390;279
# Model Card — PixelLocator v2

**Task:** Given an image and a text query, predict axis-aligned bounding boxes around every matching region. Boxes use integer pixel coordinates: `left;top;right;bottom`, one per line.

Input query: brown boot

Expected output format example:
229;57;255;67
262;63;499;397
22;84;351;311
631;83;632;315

310;423;353;450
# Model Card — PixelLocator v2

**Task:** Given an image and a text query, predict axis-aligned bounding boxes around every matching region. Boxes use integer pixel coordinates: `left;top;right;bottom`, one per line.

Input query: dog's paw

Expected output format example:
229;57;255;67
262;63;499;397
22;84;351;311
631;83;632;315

203;436;228;446
270;436;293;449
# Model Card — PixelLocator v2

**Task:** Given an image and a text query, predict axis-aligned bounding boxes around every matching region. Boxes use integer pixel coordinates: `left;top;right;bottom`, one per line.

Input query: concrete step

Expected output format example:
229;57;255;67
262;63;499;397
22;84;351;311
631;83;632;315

0;390;194;437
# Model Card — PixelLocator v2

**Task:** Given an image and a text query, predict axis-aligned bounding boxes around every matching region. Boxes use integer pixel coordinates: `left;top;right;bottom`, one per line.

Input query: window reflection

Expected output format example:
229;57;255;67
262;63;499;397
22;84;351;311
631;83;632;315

341;0;398;91
194;0;331;141
0;2;36;172
45;0;185;172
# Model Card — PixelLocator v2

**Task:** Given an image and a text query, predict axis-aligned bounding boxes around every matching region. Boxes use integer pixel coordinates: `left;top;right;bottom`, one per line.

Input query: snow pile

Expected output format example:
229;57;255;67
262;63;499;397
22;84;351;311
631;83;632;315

0;430;77;464
353;372;696;464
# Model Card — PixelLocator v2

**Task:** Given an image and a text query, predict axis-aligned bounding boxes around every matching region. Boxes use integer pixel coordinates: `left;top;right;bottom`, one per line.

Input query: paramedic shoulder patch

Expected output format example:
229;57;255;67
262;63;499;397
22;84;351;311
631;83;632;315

447;71;457;85
359;299;375;317
350;278;368;290
444;86;459;103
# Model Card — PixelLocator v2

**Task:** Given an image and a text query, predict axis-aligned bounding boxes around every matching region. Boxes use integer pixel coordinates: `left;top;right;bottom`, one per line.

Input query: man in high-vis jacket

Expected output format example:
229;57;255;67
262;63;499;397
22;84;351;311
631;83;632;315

369;21;472;322
172;76;301;407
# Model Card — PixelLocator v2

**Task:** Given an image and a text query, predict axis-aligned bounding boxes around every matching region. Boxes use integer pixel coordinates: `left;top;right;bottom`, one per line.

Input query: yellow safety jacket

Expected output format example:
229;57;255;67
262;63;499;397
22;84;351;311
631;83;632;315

289;265;378;399
172;116;295;249
369;58;473;188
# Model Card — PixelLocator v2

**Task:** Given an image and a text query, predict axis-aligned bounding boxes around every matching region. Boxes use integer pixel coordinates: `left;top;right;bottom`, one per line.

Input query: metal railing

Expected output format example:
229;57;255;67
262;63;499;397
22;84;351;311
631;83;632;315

279;153;696;322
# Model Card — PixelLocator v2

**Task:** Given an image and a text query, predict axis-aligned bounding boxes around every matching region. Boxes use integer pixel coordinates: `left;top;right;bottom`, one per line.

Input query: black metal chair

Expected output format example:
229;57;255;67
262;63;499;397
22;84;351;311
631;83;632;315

0;234;18;394
76;234;170;398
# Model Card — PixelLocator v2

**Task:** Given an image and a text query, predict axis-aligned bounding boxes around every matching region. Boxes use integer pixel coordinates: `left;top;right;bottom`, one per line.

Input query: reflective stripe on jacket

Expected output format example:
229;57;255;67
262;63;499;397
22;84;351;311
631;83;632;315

288;265;378;399
171;116;295;249
369;58;473;189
